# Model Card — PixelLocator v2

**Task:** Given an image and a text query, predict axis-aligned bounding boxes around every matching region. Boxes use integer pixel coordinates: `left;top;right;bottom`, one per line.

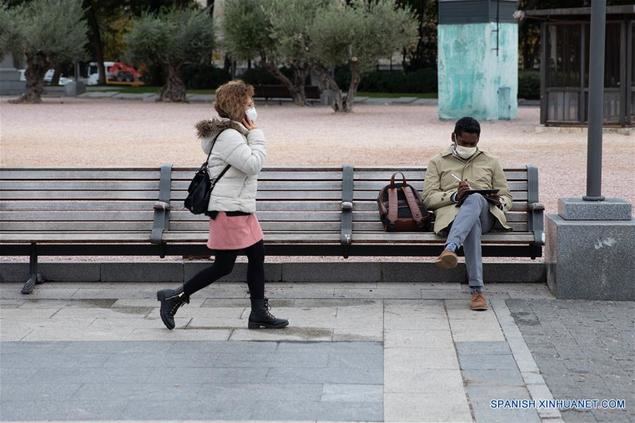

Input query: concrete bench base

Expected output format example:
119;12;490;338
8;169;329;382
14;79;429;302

0;261;545;284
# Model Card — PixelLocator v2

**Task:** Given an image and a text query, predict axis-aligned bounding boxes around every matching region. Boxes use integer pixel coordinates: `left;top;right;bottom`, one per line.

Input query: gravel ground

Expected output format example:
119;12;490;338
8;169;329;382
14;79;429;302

1;98;633;263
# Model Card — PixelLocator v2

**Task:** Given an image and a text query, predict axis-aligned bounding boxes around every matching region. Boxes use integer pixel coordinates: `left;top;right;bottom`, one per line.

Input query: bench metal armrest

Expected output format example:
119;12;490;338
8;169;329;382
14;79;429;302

151;164;173;248
528;202;545;211
528;202;545;249
340;165;354;257
154;201;171;211
341;201;353;211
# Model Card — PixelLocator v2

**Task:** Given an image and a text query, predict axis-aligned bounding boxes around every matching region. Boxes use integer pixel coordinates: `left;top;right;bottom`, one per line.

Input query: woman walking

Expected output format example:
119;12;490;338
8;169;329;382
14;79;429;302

157;80;288;330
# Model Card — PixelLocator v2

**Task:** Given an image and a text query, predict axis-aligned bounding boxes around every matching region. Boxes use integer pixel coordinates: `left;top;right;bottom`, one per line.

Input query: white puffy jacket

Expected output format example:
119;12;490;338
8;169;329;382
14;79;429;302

195;118;266;213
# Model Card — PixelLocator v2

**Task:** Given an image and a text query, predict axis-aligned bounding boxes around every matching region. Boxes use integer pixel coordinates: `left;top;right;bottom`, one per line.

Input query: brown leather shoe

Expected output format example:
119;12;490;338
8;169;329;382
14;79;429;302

435;249;458;269
470;292;488;311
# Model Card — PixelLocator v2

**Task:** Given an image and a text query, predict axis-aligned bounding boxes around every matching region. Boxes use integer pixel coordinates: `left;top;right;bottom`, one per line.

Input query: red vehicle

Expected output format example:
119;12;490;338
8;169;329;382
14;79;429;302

107;61;143;85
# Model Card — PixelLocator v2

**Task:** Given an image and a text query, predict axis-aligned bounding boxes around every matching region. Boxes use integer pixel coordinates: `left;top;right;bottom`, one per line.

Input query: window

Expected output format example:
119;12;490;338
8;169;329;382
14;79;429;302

547;23;582;87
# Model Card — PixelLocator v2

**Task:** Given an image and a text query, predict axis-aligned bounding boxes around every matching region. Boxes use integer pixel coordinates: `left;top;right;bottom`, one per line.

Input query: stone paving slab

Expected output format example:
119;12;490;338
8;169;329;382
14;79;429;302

0;341;383;421
507;298;635;423
0;282;593;422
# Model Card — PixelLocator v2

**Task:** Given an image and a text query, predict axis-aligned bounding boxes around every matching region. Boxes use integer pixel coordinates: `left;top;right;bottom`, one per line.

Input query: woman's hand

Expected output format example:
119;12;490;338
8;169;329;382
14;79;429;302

241;117;257;130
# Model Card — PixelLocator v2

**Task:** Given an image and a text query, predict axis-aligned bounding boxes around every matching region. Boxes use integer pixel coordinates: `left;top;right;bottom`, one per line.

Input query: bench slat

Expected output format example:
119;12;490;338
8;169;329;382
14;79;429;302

1;181;160;190
0;232;151;243
0;201;156;211
0;170;160;180
3;222;154;231
0;230;534;244
1;180;529;193
161;232;534;244
3;168;530;181
1;206;530;222
3;220;530;232
1;191;159;200
3;189;530;202
169;191;531;202
0;211;155;221
0;200;534;218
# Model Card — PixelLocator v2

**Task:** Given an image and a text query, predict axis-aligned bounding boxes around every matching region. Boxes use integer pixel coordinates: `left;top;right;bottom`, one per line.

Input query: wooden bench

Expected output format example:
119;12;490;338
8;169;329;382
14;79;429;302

0;166;544;294
254;85;321;104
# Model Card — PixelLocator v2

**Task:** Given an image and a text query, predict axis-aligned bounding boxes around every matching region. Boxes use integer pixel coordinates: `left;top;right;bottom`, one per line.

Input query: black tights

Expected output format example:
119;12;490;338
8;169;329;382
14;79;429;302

183;240;265;299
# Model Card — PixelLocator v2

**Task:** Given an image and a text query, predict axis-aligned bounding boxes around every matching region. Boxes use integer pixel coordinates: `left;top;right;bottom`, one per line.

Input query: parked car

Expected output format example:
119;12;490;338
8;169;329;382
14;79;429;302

17;69;74;86
86;61;143;85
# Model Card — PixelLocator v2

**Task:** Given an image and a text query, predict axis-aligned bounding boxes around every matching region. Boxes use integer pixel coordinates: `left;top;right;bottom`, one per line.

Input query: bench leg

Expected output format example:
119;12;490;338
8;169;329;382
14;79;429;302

21;247;44;295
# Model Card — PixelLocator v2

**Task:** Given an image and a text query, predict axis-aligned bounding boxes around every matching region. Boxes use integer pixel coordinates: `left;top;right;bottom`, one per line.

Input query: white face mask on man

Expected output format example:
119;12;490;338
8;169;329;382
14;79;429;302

245;106;258;123
455;144;477;159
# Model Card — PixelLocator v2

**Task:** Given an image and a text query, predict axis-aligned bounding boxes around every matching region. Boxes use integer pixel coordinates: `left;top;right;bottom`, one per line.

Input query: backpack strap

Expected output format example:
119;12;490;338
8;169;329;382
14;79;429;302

402;185;424;227
387;186;399;225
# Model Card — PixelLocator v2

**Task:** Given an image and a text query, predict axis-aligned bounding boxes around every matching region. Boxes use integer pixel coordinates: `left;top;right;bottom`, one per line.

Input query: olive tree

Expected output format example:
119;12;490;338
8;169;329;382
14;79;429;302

222;0;326;106
0;0;88;103
124;7;215;102
311;0;418;112
261;0;328;105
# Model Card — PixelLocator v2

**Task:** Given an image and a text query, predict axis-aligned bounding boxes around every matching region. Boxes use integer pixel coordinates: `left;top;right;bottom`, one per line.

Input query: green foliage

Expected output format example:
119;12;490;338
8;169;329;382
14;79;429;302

310;0;418;73
222;0;274;61
0;4;19;58
518;70;540;100
335;67;437;93
308;2;357;67
263;0;328;65
181;63;231;89
124;7;215;68
0;0;88;64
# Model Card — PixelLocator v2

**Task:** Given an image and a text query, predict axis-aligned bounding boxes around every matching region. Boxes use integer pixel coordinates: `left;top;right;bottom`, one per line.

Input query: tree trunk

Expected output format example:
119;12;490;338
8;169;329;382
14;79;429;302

314;65;344;112
262;61;306;106
85;0;107;85
344;59;361;113
11;52;49;104
159;64;187;102
292;64;310;106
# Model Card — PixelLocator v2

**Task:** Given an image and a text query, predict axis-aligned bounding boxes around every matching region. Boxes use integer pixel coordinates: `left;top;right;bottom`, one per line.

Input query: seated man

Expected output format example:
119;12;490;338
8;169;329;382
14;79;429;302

422;117;512;311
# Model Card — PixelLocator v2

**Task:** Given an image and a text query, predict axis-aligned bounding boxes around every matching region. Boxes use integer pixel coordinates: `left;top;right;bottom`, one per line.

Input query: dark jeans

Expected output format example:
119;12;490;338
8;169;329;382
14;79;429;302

183;240;265;299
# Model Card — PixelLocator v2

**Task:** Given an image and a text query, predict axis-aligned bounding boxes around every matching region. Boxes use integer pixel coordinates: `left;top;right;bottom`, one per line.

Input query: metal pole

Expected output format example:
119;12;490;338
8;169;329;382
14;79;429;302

584;0;606;201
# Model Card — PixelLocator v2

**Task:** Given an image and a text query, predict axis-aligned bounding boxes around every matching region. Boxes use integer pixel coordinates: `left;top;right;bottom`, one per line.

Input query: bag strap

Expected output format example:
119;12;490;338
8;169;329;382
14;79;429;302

402;185;424;225
211;164;231;189
205;130;223;162
390;172;407;188
387;187;398;224
206;129;231;189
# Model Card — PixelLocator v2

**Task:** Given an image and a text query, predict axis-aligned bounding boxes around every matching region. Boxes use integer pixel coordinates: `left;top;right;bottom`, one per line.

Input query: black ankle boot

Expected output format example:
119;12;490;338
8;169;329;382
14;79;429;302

157;286;190;330
248;298;289;329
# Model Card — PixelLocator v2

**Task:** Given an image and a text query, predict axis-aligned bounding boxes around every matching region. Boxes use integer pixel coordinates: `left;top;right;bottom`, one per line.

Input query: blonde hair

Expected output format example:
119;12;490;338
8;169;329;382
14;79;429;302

214;80;255;122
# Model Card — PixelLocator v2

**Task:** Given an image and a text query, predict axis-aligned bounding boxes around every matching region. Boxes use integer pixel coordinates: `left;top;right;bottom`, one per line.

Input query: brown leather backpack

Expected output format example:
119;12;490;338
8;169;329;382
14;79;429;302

377;172;432;232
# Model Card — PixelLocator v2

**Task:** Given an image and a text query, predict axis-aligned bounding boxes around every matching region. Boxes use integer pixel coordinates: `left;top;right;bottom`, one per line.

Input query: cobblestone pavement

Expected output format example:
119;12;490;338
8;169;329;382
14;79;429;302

507;299;635;423
0;281;625;422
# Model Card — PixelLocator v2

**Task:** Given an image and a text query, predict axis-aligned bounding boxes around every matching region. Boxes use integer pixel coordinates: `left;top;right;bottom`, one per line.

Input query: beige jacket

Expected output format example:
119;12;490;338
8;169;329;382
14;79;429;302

422;147;513;234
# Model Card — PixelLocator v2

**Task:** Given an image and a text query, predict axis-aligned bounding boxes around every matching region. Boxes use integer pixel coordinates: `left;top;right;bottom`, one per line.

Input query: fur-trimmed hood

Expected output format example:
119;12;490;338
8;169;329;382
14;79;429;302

195;118;249;140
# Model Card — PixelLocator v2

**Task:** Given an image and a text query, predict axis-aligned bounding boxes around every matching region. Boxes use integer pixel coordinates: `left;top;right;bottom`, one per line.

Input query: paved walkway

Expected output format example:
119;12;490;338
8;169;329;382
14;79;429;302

0;281;624;422
507;299;635;423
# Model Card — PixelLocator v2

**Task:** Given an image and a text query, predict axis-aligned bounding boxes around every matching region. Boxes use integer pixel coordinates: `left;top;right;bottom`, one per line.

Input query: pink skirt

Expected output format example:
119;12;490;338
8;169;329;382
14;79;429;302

207;212;264;251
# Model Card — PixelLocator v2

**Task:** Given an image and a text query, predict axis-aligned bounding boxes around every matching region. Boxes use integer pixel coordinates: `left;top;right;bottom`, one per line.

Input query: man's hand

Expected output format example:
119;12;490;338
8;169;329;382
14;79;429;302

455;181;470;202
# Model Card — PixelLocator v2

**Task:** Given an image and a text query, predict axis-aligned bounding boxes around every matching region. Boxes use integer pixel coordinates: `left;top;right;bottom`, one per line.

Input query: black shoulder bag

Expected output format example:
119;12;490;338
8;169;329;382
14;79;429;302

184;132;231;215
